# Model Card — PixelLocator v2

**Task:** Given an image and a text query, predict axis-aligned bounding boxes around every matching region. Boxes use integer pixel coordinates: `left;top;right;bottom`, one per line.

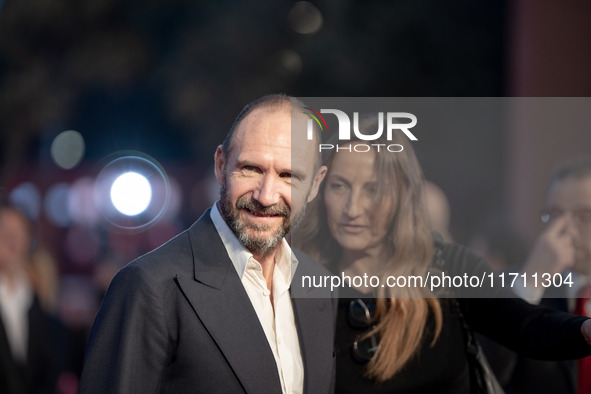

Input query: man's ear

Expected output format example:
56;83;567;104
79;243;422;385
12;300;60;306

306;165;327;203
214;145;225;186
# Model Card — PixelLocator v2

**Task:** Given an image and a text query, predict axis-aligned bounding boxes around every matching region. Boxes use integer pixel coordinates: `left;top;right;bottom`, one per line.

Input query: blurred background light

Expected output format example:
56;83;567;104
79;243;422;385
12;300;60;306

64;225;100;267
275;49;303;78
57;275;99;329
146;220;183;251
110;172;152;216
288;1;324;35
164;176;182;219
50;130;86;170
107;227;143;259
190;172;219;217
68;177;100;225
94;151;170;230
44;183;72;227
9;182;42;220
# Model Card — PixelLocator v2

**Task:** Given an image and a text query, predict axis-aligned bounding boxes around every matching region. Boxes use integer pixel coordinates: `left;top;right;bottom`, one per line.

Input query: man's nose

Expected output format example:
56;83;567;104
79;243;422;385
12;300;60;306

252;174;281;207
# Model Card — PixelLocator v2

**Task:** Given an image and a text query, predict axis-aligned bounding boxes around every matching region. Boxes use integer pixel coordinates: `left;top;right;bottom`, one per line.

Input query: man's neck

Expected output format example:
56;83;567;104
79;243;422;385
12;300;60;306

0;266;28;293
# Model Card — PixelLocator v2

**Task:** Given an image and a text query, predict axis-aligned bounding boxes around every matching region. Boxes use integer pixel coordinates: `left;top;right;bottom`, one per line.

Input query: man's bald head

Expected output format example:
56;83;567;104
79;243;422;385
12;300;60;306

221;94;322;170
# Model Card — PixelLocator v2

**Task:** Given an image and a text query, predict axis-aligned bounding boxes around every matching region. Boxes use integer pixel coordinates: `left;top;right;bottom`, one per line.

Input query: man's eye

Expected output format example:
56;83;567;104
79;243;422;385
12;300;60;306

280;172;292;178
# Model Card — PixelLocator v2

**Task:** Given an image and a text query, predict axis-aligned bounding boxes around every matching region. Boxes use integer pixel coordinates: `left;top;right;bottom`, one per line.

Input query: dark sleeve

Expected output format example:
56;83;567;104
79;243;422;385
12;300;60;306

439;242;590;360
438;241;589;361
461;297;590;360
79;263;169;394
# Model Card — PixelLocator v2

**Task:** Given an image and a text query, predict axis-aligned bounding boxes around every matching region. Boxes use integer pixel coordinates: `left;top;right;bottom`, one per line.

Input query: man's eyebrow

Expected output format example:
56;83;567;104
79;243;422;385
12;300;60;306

236;157;262;168
235;159;259;168
235;159;308;179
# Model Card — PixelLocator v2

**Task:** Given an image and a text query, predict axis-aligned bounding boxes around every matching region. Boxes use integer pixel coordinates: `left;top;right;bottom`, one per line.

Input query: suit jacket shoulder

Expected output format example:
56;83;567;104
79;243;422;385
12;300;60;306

81;210;337;394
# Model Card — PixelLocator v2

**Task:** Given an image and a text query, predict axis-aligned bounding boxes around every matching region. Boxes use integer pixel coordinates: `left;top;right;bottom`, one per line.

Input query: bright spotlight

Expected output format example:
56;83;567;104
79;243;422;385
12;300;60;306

110;172;152;216
95;152;170;230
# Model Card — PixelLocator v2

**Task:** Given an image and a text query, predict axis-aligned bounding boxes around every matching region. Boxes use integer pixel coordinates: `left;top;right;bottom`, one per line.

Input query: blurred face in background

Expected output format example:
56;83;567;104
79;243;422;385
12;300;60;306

323;147;393;256
545;175;591;275
0;208;30;274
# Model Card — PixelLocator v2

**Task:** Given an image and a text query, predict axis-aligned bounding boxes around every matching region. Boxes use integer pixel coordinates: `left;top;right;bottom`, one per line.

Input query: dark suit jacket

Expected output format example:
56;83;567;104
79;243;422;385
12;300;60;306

0;297;63;394
503;288;577;394
80;211;337;394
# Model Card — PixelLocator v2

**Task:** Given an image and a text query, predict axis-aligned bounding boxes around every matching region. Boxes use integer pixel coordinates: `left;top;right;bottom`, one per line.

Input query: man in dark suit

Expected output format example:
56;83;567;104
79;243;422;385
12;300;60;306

80;94;336;393
0;205;64;394
507;157;591;393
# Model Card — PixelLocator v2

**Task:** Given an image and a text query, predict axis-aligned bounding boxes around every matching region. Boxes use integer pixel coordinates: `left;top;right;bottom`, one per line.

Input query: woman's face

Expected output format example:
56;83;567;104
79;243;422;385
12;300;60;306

323;148;393;254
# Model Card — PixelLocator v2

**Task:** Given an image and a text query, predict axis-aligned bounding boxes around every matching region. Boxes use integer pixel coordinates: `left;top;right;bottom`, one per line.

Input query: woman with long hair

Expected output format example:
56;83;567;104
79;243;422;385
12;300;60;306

294;119;591;393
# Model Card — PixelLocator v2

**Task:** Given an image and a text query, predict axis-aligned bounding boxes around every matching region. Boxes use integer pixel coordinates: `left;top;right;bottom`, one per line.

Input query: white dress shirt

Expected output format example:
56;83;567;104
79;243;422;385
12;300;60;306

211;203;304;394
0;273;33;363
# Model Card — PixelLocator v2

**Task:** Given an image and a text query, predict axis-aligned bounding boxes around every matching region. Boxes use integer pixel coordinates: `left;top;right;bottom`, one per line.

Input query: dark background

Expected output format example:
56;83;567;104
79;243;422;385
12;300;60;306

1;0;591;332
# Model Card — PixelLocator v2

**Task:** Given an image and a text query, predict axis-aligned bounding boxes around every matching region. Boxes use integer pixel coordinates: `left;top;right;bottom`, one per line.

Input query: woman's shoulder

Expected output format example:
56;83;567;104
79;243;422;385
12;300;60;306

432;239;508;299
430;231;480;269
432;240;487;273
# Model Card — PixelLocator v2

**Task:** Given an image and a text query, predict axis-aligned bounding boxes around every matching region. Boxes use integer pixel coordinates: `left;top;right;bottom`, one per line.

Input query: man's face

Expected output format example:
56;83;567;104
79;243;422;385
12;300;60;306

215;106;326;256
546;175;591;275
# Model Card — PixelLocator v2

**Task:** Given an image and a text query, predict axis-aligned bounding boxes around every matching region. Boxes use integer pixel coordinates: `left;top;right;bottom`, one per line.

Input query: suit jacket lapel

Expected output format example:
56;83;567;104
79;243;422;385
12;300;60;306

291;259;335;394
0;316;25;394
175;212;282;394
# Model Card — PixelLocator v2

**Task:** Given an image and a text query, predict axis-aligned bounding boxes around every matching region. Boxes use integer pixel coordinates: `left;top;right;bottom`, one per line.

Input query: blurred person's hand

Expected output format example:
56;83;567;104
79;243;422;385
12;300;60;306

522;213;578;277
582;319;591;346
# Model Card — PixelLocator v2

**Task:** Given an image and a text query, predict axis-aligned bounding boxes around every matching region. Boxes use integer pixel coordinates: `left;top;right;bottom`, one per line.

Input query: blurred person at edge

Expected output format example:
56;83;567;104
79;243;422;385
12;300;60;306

80;94;337;394
510;157;591;394
0;204;64;393
294;118;591;394
422;180;453;243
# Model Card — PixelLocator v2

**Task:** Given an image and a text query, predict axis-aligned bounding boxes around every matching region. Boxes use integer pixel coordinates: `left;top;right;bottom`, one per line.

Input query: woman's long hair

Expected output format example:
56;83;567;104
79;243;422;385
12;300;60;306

294;117;443;382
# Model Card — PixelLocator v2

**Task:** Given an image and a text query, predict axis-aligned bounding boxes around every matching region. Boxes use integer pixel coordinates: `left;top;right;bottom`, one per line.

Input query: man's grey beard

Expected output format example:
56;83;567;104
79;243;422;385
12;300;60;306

220;177;307;256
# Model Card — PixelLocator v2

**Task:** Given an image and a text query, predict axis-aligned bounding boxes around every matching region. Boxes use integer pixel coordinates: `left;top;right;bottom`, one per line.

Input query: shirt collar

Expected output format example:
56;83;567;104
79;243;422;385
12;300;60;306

0;272;33;310
210;202;298;284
